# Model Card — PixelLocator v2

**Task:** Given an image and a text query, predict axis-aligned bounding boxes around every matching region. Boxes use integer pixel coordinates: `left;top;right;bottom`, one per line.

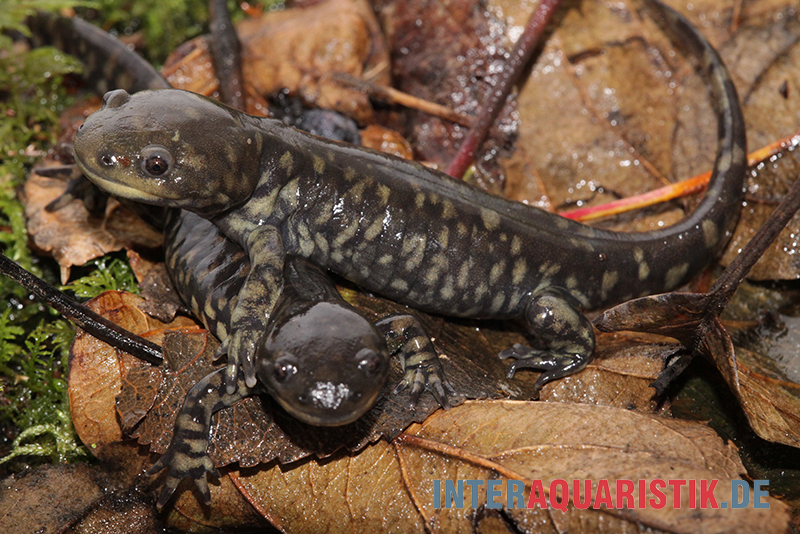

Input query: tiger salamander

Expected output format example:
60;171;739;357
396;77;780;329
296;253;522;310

72;0;746;396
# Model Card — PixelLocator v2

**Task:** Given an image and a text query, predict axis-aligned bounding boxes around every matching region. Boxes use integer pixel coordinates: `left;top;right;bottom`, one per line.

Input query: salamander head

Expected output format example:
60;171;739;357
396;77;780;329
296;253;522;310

74;89;263;215
256;302;389;426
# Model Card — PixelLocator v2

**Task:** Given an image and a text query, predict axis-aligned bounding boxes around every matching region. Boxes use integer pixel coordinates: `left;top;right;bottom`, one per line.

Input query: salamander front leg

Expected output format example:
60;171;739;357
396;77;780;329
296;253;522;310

218;225;285;393
375;314;456;409
147;368;258;509
499;289;595;392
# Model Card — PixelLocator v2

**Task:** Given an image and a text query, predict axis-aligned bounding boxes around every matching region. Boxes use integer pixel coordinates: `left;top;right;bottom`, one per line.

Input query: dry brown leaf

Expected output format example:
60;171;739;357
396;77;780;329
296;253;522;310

232;401;789;534
22;171;162;283
163;0;387;123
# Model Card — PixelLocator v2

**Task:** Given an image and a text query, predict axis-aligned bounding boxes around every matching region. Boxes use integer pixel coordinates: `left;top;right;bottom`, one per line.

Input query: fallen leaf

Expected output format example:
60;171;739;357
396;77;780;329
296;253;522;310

22;170;162;283
68;291;196;456
595;291;800;449
379;0;515;192
720;147;800;280
163;0;388;123
233;401;790;534
735;347;800;447
0;464;104;534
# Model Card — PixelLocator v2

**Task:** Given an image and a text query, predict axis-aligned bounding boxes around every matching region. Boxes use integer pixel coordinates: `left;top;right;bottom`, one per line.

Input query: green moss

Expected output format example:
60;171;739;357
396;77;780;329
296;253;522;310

61;255;140;298
0;312;85;465
76;0;278;65
77;0;207;64
0;0;283;474
0;0;91;468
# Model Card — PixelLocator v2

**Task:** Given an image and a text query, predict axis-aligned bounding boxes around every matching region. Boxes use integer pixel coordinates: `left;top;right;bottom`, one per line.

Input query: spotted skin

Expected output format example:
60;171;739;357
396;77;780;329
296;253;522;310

73;0;746;397
146;367;239;507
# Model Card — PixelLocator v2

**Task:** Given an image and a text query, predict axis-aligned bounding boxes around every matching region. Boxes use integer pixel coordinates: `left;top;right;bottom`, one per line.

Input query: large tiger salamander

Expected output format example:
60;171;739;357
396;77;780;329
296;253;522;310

30;12;455;504
72;0;747;397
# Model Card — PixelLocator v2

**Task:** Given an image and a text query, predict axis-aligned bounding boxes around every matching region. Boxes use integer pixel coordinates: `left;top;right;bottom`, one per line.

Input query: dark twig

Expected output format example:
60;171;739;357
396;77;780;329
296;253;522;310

209;0;245;111
445;0;564;178
0;254;163;365
709;173;800;313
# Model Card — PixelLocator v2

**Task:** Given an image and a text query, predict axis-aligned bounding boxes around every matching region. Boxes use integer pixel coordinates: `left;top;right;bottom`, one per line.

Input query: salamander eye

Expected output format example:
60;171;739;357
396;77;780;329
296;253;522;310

273;355;298;383
356;348;384;377
140;145;173;177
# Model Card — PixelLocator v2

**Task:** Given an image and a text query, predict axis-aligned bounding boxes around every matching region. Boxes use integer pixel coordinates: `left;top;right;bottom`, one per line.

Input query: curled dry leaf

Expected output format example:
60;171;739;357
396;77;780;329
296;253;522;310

22;169;163;283
234;401;790;534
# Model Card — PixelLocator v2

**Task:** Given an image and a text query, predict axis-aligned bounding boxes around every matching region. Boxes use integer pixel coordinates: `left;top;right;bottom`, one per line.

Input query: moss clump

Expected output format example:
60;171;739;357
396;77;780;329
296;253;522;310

0;0;88;469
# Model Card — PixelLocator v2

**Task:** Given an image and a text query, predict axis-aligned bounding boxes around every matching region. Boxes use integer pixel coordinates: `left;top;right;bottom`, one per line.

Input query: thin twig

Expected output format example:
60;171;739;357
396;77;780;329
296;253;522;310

333;72;474;127
0;254;163;366
709;173;800;313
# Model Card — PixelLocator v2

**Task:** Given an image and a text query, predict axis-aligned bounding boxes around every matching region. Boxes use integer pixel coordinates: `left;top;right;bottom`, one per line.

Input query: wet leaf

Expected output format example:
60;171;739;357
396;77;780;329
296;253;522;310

0;464;104;534
126;249;185;323
735;347;800;447
377;0;515;191
596;292;800;449
68;291;196;457
720;148;800;280
232;401;789;534
0;451;162;534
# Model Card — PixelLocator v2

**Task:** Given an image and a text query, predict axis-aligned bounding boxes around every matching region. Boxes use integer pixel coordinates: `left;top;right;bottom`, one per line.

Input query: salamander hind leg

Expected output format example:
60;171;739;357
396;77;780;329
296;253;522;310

499;289;595;393
375;314;456;409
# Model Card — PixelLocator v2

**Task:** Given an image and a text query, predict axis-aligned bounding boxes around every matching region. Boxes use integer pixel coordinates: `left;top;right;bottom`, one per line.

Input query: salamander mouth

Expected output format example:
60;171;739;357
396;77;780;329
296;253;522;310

275;383;379;427
74;152;171;205
86;175;166;204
